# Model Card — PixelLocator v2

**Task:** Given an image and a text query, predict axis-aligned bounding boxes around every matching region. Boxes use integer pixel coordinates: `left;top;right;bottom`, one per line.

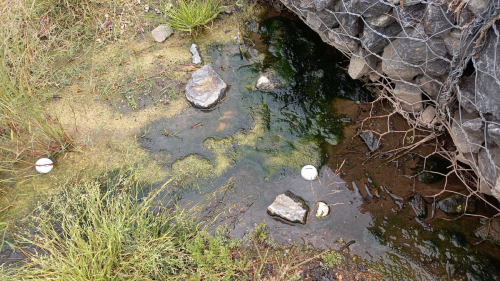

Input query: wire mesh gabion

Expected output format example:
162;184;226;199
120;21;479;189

279;0;500;211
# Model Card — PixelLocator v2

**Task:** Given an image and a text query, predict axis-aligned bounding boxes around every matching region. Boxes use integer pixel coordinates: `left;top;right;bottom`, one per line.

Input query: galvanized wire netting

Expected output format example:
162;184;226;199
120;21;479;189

280;0;500;212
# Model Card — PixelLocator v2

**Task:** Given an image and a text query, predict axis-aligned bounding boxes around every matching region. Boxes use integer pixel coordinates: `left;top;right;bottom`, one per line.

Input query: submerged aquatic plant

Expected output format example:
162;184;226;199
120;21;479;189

160;0;224;34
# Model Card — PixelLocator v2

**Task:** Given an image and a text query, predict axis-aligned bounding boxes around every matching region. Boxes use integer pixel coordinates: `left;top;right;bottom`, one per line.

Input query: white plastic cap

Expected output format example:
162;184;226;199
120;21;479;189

301;165;318;181
35;158;53;174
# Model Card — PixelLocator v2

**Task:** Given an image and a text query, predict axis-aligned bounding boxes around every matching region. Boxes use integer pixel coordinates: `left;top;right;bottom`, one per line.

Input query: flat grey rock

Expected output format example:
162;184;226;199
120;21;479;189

478;147;500;187
151;25;173;42
474;28;500;119
467;0;487;16
475;217;500;245
415;75;444;99
451;111;484;154
488;123;500;147
349;0;391;18
423;3;454;36
420;106;436;126
267;191;309;224
437;194;476;216
396;4;426;28
185;65;227;109
382;43;423;80
360;131;380;151
393;82;423;112
348;48;377;79
361;21;401;53
326;29;360;53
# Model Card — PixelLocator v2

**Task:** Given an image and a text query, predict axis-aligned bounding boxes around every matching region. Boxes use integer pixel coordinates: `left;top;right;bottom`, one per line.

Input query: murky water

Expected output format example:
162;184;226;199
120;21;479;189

138;14;500;280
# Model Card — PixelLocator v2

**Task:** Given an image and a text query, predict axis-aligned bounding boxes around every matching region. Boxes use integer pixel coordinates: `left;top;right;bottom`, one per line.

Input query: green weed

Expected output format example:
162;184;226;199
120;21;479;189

321;251;343;269
2;167;248;280
159;0;224;34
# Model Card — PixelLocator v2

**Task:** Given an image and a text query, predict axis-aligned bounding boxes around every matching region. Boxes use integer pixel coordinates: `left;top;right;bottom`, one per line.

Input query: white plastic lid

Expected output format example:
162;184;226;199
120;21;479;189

301;165;318;181
35;158;53;174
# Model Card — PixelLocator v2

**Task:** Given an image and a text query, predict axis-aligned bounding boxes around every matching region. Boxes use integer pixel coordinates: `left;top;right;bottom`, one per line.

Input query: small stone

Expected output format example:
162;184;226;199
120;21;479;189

315;201;330;218
151;25;173;42
423;3;454;36
190;43;202;64
396;4;427;28
361;21;402;54
219;6;231;13
365;11;395;28
467;0;487;16
420;106;436;126
487;123;500;147
382;44;423;81
267;191;310;224
415;75;444;99
393;82;423;112
474;29;500;119
451;111;484;154
326;29;359;53
437;194;476;215
255;72;282;90
409;193;427;218
458;76;478;114
348;49;377;79
475;217;500;245
360;131;380;151
478;146;500;187
444;29;462;56
185;65;227;109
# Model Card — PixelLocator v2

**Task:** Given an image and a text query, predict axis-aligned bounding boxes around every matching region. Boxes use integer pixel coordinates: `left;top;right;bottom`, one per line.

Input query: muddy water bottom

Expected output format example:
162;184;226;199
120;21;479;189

138;14;500;281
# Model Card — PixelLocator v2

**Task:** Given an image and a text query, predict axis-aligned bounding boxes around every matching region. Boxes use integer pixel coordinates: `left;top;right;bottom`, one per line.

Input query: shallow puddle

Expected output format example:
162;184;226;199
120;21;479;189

137;13;500;280
2;5;500;280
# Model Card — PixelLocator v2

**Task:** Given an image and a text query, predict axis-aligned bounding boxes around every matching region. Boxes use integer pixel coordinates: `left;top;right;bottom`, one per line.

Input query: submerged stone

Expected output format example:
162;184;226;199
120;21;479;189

409;193;428;218
315;201;330;218
267;191;309;224
475;217;500;245
360;131;380;151
437;194;476;216
185;65;227;109
255;71;282;90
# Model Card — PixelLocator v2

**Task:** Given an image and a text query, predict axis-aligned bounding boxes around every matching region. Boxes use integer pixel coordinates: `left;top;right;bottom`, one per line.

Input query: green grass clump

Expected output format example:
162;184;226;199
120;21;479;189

1;168;248;280
160;0;224;34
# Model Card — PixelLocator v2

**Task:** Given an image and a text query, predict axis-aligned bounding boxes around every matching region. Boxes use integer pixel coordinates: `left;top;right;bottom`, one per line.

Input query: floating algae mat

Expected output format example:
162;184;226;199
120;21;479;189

139;16;500;280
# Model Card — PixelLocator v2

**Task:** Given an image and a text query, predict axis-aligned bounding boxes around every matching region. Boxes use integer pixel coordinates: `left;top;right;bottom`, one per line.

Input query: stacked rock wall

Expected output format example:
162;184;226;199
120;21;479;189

279;0;500;199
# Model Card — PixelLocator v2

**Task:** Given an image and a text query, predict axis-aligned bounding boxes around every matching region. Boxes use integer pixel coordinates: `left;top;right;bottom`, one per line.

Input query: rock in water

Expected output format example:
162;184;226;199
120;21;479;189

255;72;282;90
409;193;428;218
315;202;330;218
360;131;380;151
151;25;173;42
437;194;476;216
185;65;227;109
190;44;202;64
475;217;500;245
267;191;309;224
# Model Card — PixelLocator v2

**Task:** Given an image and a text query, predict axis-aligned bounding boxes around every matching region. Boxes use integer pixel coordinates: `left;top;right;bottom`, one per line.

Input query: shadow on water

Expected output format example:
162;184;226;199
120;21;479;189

139;15;500;280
